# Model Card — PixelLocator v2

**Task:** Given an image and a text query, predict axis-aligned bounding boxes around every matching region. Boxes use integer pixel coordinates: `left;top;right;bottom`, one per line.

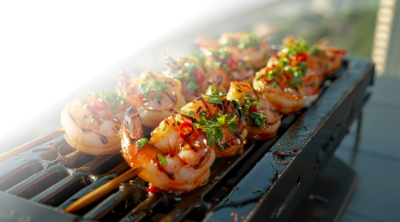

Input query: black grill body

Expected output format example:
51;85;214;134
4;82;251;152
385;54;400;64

0;56;374;222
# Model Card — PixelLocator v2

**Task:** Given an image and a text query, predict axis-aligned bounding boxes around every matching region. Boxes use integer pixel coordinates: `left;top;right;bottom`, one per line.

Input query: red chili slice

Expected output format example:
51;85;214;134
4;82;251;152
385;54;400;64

179;121;194;138
291;52;308;67
192;70;204;85
48;144;57;152
137;91;145;100
91;99;107;111
146;186;161;194
226;57;238;71
249;105;257;112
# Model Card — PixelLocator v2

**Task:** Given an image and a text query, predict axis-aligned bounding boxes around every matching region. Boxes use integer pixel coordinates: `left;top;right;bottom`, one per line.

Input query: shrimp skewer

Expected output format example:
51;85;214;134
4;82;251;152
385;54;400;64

253;63;306;115
227;82;281;141
163;54;226;102
180;86;248;157
60;90;128;155
116;70;186;128
121;106;215;193
195;32;270;70
202;47;254;92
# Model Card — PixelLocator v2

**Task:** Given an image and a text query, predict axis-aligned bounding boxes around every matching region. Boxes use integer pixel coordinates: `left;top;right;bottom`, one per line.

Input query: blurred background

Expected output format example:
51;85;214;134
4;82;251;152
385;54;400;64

1;0;399;221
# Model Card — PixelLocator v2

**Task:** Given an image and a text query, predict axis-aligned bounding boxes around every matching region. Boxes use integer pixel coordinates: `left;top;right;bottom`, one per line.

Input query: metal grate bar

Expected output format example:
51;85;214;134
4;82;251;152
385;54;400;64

0;161;44;191
5;163;68;199
59;162;130;210
120;194;169;222
31;172;92;206
83;185;135;220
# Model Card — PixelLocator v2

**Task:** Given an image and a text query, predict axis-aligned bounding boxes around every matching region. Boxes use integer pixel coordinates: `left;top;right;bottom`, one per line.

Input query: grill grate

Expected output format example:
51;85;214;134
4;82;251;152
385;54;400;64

0;57;374;222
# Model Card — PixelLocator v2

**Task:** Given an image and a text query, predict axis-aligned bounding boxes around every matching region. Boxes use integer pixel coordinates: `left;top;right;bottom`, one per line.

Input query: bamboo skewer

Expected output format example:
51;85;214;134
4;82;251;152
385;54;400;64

63;167;144;213
0;128;65;162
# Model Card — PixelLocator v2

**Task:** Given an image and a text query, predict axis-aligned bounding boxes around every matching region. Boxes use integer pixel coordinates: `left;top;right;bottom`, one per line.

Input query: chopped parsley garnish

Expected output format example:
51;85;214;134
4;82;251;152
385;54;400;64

309;45;325;56
248;111;264;127
205;85;226;98
88;115;93;126
185;81;200;92
237;33;261;49
137;138;148;148
170;61;202;94
238;94;265;128
200;110;207;117
76;90;127;113
153;92;165;101
207;98;223;105
188;54;206;67
281;37;308;58
80;116;84;121
139;80;169;98
98;90;127;112
245;94;262;105
163;124;167;131
181;109;195;116
209;48;232;63
193;111;238;152
157;154;167;166
203;85;227;108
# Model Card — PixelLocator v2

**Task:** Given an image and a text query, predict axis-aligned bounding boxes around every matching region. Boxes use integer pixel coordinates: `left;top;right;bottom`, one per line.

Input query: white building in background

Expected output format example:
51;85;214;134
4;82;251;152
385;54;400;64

372;0;398;76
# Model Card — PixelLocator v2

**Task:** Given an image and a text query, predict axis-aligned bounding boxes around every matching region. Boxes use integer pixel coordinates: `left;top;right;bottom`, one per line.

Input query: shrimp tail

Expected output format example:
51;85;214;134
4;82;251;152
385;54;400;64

164;53;182;73
116;69;131;95
124;106;143;140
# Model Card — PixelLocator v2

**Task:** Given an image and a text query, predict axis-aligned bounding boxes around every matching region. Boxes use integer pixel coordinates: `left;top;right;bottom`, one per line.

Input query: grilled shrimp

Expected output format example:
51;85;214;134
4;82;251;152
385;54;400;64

227;82;281;141
121;106;215;193
272;37;321;106
314;45;346;76
253;64;306;115
163;54;226;102
195;32;269;70
180;89;248;157
61;90;128;155
116;71;186;128
203;47;254;92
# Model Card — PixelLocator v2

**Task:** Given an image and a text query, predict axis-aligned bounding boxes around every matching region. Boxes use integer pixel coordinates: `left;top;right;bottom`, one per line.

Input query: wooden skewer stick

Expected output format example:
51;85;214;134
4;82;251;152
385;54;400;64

0;128;65;162
63;167;144;213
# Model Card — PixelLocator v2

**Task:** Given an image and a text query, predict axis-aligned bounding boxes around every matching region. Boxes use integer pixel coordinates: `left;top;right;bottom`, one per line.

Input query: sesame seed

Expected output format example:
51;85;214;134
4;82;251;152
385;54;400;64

236;139;241;144
203;139;207;145
98;98;103;102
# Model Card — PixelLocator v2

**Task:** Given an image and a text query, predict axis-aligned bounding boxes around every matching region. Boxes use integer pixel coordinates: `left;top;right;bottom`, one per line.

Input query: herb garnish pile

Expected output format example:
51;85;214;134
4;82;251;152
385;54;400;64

188;86;238;152
170;55;205;93
139;79;169;101
76;90;128;113
242;94;265;128
193;110;237;152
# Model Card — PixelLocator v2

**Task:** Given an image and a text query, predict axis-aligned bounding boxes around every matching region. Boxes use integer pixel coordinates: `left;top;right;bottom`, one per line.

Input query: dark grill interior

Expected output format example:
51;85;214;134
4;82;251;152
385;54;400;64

0;57;374;222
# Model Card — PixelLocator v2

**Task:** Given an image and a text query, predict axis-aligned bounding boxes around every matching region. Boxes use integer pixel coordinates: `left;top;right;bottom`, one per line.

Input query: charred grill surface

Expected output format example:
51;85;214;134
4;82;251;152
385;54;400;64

0;57;374;222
